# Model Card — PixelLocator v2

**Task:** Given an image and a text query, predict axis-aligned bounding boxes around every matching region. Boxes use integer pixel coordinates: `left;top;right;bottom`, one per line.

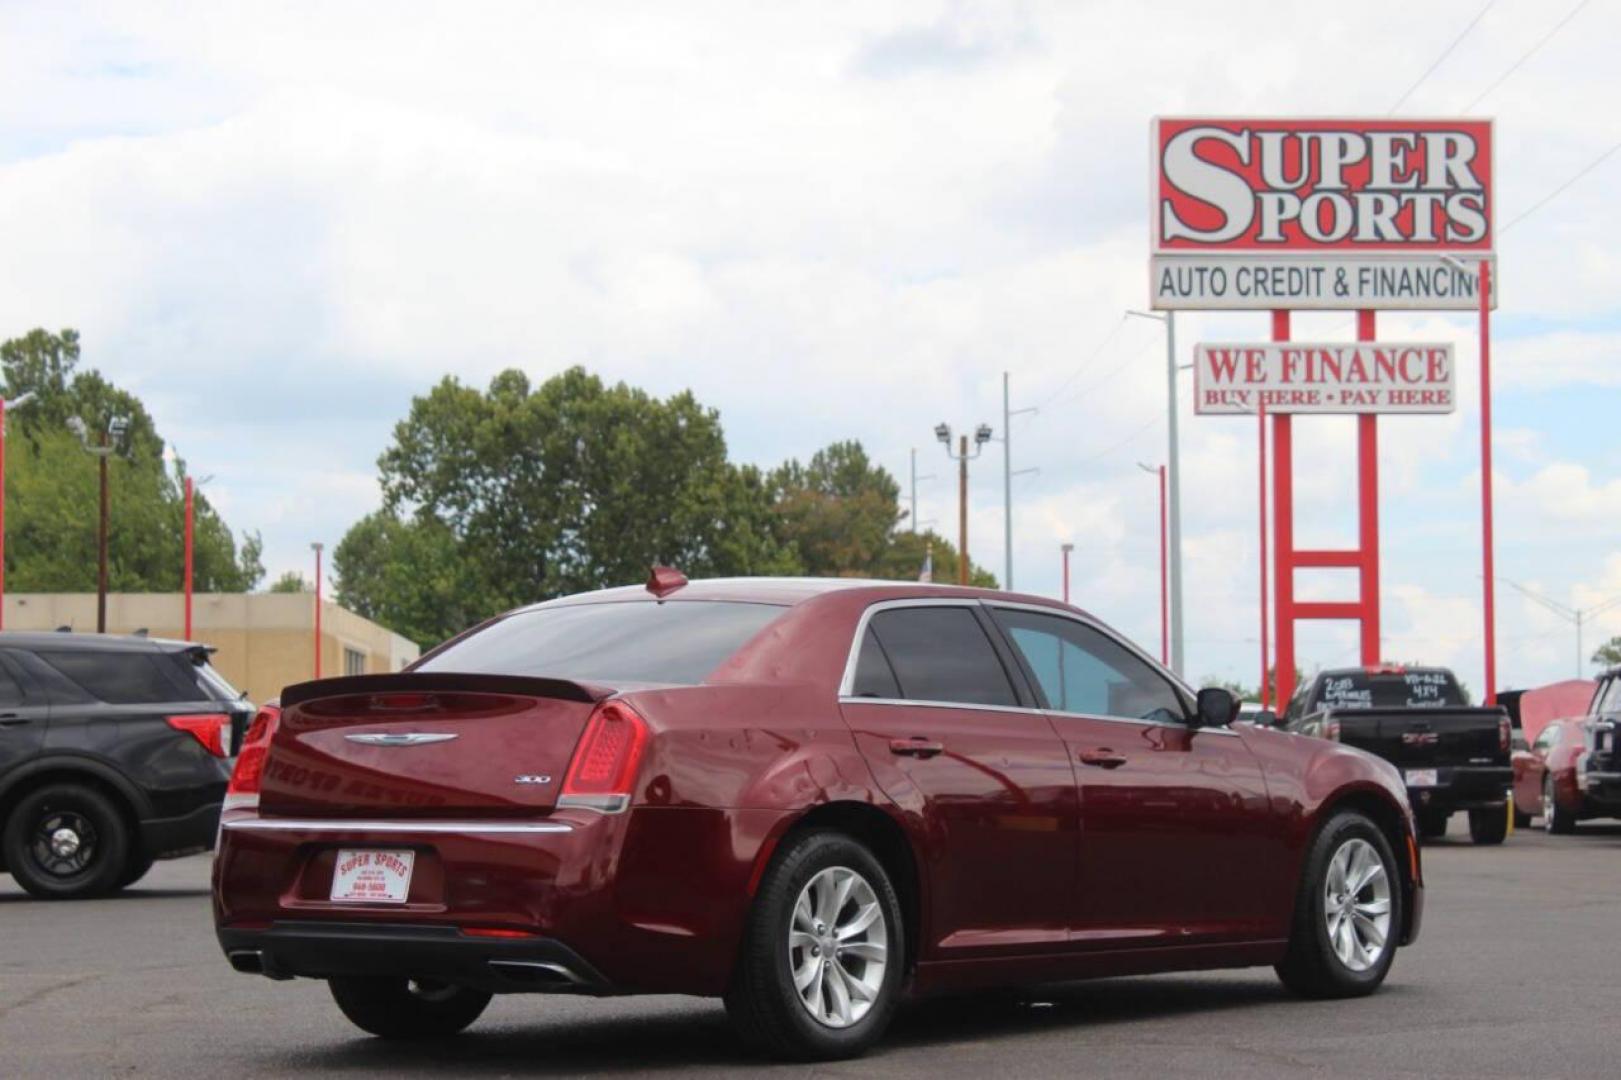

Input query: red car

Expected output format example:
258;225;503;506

1511;670;1621;833
214;573;1423;1060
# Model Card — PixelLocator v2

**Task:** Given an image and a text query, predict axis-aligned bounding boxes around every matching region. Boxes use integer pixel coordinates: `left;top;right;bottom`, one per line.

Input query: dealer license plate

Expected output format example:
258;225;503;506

331;849;415;904
1405;769;1439;788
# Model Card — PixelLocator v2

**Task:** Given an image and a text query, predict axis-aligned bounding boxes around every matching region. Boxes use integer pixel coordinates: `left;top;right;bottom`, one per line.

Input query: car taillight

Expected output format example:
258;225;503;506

1326;719;1341;741
224;705;280;813
1499;716;1511;754
558;700;649;813
166;713;231;757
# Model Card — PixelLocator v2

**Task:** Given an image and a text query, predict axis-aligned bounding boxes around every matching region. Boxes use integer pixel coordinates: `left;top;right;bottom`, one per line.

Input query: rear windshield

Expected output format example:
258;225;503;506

413;601;786;685
1315;670;1468;710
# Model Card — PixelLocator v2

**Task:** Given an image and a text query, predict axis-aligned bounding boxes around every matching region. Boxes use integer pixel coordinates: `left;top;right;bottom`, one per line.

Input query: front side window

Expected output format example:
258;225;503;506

990;608;1186;725
414;600;786;685
1597;678;1621;715
863;606;1018;707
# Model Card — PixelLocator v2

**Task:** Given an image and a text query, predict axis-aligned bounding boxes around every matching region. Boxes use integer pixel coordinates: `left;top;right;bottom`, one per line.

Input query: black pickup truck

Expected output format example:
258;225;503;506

1283;666;1513;844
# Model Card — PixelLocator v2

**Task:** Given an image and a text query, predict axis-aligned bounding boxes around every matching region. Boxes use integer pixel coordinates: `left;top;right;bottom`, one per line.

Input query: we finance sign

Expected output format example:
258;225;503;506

1194;342;1457;415
1152;118;1495;310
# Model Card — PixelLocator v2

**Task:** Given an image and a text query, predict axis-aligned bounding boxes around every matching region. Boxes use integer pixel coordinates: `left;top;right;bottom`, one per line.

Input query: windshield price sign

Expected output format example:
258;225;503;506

1194;342;1457;415
1152;118;1495;310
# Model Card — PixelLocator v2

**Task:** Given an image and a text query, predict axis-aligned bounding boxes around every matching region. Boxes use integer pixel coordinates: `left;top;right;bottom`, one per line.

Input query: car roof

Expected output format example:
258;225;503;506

516;576;1097;617
0;630;195;653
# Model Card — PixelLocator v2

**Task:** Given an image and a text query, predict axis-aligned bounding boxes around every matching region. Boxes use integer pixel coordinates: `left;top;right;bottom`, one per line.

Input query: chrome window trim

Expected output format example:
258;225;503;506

836;596;1239;736
222;819;574;835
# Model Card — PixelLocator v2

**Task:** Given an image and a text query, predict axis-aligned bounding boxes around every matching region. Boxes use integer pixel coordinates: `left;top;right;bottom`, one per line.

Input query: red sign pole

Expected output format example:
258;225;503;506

1357;311;1381;667
183;476;194;640
1271;311;1295;708
1258;398;1268;708
1158;464;1169;666
1479;260;1497;704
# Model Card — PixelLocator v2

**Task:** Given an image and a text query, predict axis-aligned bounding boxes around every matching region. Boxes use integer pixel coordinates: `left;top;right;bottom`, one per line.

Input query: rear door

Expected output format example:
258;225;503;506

0;652;48;779
985;605;1284;947
839;602;1077;959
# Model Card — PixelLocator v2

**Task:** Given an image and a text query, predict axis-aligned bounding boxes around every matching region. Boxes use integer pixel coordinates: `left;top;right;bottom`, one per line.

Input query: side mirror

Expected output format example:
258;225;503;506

1195;687;1240;729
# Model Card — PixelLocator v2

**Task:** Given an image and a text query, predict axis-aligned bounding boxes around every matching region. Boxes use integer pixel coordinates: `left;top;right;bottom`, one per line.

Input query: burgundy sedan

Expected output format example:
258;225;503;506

214;574;1422;1060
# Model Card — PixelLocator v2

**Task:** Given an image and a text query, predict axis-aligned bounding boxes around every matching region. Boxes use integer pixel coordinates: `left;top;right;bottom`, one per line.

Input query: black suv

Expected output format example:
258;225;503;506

0;632;254;899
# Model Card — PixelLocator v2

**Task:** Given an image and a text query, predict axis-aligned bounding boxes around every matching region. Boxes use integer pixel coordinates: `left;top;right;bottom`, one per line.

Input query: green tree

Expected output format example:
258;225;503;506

333;510;505;648
1;328;263;593
871;529;998;589
268;571;309;593
1592;636;1621;671
769;440;904;576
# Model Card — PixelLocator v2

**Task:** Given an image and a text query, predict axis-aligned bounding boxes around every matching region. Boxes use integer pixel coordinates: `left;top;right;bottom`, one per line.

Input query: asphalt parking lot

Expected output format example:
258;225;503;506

4;818;1618;1079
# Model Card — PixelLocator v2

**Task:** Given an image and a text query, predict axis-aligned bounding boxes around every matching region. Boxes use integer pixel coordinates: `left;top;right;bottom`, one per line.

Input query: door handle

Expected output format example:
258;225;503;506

0;716;29;727
1079;748;1127;769
889;737;944;759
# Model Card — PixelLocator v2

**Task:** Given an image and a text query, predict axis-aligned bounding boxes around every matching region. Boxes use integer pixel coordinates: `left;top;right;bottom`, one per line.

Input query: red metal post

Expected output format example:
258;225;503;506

1271;311;1295;708
183;476;194;640
1157;465;1169;666
0;398;7;632
313;543;323;679
1357;310;1381;667
1258;399;1269;707
1479;260;1497;704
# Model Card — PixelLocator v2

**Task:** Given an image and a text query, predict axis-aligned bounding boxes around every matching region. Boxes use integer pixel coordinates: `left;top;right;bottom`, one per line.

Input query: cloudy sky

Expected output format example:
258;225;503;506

2;0;1618;695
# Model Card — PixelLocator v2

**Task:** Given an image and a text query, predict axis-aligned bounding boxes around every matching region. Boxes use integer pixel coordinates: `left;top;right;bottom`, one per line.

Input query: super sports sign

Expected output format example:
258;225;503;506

1151;118;1496;310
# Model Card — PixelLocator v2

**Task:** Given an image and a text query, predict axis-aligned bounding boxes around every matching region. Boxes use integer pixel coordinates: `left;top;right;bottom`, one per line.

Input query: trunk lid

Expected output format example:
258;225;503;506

259;673;610;817
1331;707;1507;767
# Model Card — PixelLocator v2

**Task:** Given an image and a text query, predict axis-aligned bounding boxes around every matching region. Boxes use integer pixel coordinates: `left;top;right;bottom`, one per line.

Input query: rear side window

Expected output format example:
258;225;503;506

864;606;1018;707
414;601;786;685
37;649;204;705
849;627;901;698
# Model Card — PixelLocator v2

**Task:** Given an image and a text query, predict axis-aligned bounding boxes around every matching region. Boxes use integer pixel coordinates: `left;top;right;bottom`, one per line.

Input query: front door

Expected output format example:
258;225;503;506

840;602;1077;959
985;606;1283;947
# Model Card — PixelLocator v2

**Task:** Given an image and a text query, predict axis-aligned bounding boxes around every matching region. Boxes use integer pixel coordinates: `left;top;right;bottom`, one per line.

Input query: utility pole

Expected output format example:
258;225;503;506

909;449;934;533
1001;372;1038;591
1497;577;1621;678
68;415;128;634
936;422;993;586
1127;310;1184;676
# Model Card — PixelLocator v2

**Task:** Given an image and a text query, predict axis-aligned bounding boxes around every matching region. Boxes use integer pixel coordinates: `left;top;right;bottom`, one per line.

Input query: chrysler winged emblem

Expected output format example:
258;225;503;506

344;732;459;747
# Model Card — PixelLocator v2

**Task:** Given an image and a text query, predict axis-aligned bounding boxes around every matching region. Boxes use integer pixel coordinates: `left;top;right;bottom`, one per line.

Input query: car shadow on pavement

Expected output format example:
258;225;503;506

0;886;212;904
278;975;1300;1074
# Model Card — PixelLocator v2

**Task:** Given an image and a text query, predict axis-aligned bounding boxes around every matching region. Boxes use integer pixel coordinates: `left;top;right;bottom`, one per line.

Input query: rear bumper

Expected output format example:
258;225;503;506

218;920;614;995
1406;766;1512;812
140;802;222;859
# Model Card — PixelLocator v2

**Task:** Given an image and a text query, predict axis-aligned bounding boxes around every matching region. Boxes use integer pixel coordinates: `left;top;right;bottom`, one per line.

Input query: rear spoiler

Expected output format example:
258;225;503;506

279;672;614;709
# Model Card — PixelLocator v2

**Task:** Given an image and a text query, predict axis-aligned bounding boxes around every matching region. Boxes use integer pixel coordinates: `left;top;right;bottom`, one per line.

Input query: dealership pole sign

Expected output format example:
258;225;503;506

1151;118;1496;310
1194;342;1457;414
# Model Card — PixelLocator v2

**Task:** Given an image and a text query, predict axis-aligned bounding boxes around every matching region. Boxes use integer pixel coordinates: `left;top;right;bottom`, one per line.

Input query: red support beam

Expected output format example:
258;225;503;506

1292;549;1362;568
1479;260;1497;704
1271;310;1294;707
1357;310;1381;667
1295;602;1367;621
1258;400;1269;707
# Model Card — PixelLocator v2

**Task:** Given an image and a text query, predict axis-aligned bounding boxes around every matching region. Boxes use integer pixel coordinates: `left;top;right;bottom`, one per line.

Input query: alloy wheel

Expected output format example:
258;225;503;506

788;865;889;1028
30;809;98;878
1322;837;1391;973
1544;777;1555;833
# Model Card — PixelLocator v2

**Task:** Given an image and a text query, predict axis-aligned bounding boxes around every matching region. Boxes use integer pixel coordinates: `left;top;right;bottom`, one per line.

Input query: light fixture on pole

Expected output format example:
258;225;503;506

0;390;36;631
311;541;325;679
1138;462;1169;666
1060;543;1074;605
1127;309;1183;676
69;414;129;634
1000;372;1038;590
936;422;993;586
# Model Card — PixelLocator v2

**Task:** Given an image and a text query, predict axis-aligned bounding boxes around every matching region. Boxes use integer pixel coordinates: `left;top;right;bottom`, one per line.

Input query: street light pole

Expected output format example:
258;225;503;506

69;415;128;634
936;422;993;587
0;391;36;631
1127;310;1184;675
1138;462;1169;666
312;542;325;679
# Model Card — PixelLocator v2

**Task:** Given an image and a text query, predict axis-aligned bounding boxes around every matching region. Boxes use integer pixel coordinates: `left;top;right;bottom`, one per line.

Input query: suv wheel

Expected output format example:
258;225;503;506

115;850;155;890
724;830;905;1061
1467;807;1508;845
1;783;130;900
328;977;492;1039
1415;809;1448;840
1275;810;1402;999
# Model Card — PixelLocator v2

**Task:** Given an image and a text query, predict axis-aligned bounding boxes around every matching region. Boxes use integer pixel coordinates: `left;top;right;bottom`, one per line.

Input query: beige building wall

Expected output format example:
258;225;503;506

0;593;420;704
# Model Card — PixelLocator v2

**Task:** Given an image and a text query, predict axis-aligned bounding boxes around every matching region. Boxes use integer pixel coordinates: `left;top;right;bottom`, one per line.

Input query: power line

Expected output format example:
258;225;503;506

1073;413;1163;466
1388;0;1497;114
1459;0;1591;112
1036;315;1127;408
1500;137;1621;234
1047;333;1163;413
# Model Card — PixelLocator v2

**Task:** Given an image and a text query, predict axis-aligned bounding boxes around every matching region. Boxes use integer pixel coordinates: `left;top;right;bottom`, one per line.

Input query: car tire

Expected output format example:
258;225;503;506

1275;810;1402;999
328;977;492;1039
115;850;155;891
1;783;131;900
1415;809;1448;840
1512;798;1532;830
1467;807;1508;845
1543;776;1576;835
724;829;906;1061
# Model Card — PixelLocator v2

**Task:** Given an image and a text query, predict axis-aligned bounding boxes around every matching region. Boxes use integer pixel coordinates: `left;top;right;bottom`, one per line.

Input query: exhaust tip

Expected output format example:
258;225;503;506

228;949;266;975
487;959;585;989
